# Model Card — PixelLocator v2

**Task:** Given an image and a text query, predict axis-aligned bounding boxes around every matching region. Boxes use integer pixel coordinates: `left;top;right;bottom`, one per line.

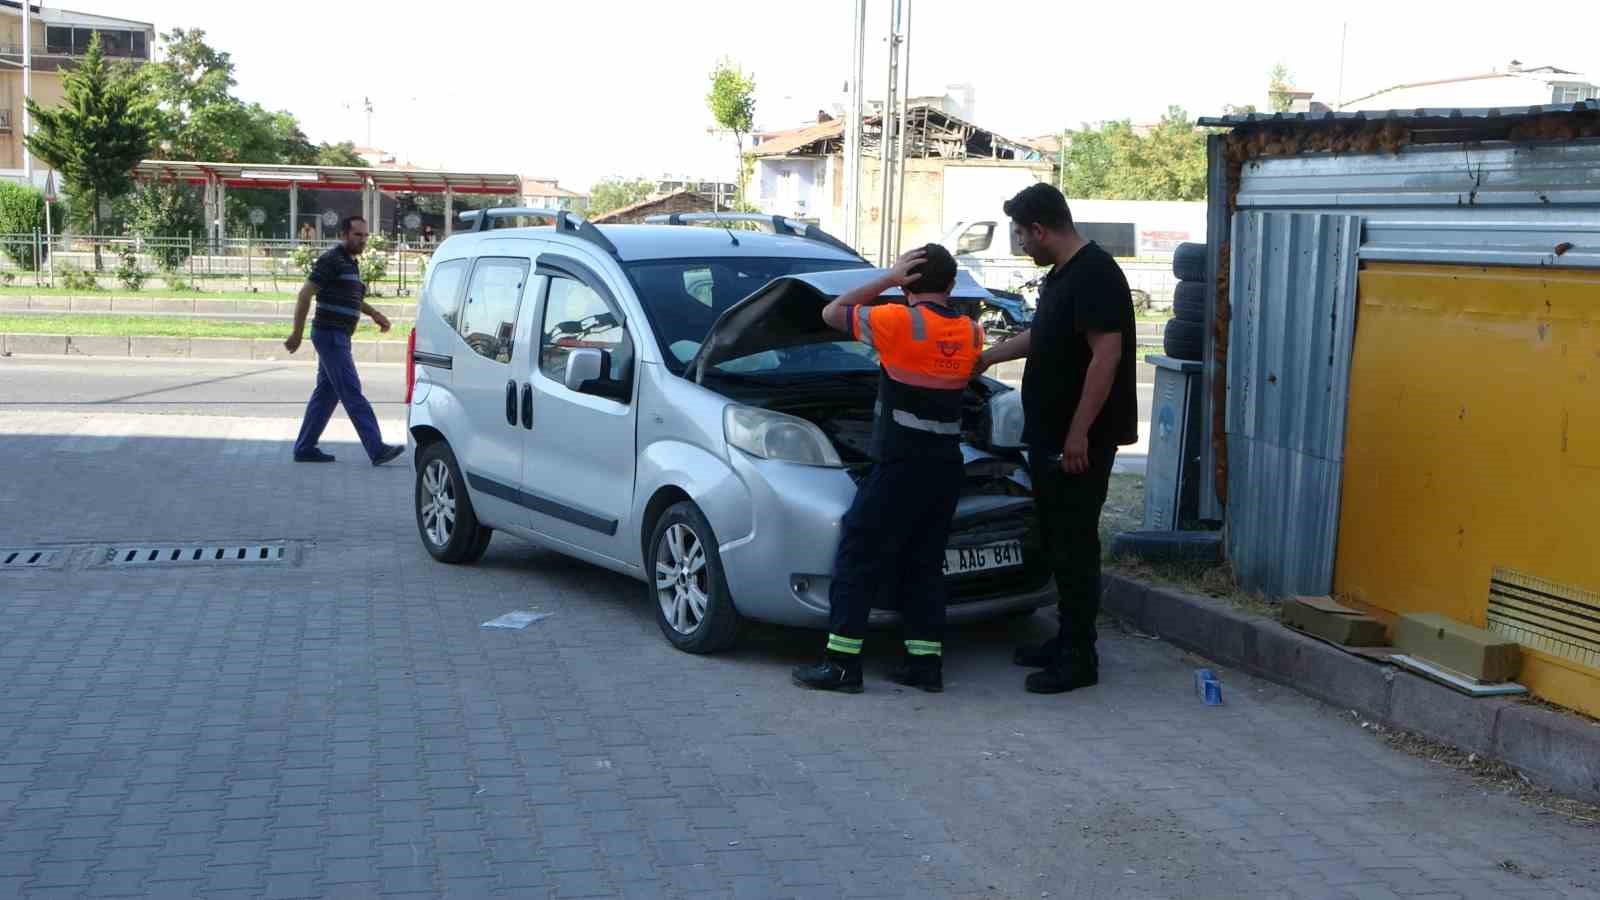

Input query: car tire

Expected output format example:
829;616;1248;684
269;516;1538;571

648;501;741;654
415;441;489;564
1172;242;1207;282
1172;280;1208;322
1110;530;1224;565
1163;317;1205;361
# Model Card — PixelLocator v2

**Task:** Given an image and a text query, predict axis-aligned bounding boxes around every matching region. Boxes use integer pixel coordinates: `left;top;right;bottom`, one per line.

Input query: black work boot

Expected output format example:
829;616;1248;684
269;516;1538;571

888;654;943;693
1025;646;1098;694
792;654;864;693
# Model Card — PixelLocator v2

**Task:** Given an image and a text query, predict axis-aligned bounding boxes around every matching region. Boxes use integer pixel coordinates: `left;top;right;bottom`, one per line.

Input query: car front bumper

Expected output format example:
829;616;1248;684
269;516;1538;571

716;452;1052;630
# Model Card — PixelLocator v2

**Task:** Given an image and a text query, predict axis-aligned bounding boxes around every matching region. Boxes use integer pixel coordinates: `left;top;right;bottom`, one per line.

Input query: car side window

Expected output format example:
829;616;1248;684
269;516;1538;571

540;275;627;385
424;258;469;330
957;222;994;255
458;257;531;364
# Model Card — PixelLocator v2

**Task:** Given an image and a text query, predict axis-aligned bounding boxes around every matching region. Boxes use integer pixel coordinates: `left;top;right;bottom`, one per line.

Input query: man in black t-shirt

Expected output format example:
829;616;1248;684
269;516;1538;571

977;183;1138;694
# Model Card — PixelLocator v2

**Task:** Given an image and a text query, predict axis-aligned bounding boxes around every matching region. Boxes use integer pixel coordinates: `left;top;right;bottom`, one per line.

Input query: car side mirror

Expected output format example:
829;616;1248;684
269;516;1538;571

564;347;609;394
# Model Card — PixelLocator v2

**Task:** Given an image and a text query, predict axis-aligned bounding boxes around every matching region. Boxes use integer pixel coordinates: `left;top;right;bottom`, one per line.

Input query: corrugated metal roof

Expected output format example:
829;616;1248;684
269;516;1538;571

1226;211;1361;597
1199;99;1598;128
133;160;522;195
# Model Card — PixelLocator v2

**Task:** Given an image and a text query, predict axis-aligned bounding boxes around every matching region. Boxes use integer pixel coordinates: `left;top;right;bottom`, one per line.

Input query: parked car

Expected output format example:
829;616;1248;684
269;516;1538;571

406;209;1053;652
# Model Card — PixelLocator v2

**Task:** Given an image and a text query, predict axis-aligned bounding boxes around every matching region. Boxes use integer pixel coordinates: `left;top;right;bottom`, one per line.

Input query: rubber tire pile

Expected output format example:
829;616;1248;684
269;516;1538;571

1162;242;1207;361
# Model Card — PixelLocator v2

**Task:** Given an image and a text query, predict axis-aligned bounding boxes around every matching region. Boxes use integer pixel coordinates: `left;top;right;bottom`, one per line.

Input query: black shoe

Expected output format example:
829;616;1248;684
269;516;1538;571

293;448;336;463
1025;661;1098;694
372;444;405;467
1013;636;1061;668
792;658;864;693
888;655;943;693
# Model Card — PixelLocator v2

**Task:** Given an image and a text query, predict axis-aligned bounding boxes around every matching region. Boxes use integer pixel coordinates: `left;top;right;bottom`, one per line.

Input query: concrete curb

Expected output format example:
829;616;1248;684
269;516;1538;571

2;332;403;364
1104;573;1600;803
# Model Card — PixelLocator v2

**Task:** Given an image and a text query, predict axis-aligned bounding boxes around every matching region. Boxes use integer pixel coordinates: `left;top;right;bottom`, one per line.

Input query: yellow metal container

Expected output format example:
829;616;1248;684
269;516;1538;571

1335;263;1600;716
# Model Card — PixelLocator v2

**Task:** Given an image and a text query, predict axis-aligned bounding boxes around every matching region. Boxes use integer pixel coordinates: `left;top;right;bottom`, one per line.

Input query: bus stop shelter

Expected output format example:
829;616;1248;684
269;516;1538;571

132;160;523;246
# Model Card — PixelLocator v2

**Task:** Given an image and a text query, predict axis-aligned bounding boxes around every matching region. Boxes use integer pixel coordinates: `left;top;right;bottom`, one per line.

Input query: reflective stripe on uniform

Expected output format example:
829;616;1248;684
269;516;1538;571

827;634;864;655
891;409;960;435
904;640;943;656
907;305;927;341
856;305;874;346
317;301;362;318
970;319;983;349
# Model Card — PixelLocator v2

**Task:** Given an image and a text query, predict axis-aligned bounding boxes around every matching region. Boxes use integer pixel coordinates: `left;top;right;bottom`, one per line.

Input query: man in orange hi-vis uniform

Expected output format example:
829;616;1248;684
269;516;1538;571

792;244;983;694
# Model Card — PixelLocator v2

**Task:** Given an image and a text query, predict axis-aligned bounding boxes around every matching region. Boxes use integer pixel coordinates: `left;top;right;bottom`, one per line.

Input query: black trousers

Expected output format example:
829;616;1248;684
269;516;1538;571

827;456;964;652
1030;446;1117;651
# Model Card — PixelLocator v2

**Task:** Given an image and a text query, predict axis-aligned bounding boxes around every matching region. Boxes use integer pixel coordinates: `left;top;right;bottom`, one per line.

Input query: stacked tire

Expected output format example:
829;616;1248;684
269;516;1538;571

1162;242;1208;361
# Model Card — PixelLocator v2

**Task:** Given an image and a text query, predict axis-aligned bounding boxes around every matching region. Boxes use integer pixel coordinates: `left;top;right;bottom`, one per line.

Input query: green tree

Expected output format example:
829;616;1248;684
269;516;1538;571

1053;107;1207;202
706;59;756;204
1268;63;1295;113
315;141;368;167
586;177;655;216
0;182;48;269
25;33;156;268
126;180;203;270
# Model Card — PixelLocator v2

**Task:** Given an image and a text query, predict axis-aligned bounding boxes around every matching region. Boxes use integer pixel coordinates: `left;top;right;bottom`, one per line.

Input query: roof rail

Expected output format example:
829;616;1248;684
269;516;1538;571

643;212;862;259
456;207;618;258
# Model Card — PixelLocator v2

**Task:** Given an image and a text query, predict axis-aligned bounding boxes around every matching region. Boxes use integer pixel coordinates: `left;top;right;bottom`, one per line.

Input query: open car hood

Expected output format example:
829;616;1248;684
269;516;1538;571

689;267;992;383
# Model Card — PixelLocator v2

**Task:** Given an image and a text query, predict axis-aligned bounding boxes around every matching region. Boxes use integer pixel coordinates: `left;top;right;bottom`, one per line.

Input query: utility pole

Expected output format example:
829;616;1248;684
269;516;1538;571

843;0;866;249
891;0;911;261
22;0;32;185
364;97;374;149
877;0;905;266
1336;22;1349;109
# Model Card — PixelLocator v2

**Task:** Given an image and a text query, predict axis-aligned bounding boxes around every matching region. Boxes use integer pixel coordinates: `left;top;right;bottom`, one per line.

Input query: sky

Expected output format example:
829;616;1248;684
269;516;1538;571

118;0;1600;192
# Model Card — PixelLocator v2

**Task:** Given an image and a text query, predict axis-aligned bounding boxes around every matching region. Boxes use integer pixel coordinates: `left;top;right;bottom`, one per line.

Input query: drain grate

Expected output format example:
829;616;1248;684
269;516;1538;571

102;543;291;568
0;547;66;569
1488;567;1600;672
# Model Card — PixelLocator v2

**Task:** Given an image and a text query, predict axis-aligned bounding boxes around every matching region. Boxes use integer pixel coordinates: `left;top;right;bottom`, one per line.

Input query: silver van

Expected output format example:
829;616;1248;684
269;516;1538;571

406;210;1051;652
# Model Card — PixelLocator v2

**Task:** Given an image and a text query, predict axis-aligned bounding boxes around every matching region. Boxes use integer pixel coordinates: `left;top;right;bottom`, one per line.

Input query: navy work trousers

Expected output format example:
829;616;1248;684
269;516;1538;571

293;327;385;461
828;455;964;649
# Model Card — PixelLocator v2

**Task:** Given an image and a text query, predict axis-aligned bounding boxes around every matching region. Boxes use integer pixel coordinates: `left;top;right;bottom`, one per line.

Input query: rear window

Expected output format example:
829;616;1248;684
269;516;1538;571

424;258;470;329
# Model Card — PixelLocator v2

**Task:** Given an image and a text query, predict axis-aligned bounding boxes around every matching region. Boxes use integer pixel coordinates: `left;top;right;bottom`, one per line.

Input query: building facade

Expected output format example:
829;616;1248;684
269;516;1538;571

0;3;155;172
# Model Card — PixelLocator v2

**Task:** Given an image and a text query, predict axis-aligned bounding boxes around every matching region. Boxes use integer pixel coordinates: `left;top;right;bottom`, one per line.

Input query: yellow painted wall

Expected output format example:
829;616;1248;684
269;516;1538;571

1335;263;1600;716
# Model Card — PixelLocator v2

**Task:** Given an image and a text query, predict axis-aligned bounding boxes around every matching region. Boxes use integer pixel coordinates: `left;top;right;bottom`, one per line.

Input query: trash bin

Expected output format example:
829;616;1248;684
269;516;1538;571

1142;354;1203;531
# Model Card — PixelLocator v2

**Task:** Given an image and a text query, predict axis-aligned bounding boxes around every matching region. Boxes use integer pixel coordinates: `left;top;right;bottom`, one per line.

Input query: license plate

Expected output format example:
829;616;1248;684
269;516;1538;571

942;540;1024;576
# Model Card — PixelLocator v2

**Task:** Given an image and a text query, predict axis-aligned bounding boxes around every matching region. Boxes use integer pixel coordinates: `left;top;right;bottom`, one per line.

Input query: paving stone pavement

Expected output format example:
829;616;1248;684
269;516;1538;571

0;410;1596;899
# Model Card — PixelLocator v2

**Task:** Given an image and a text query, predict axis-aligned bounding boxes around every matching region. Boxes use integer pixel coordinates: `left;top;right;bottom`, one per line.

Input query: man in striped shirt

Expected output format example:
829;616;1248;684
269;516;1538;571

285;216;404;466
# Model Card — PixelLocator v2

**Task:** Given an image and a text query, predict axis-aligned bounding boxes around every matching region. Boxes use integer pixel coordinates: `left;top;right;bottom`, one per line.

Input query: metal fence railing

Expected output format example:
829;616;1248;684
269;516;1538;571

0;233;433;296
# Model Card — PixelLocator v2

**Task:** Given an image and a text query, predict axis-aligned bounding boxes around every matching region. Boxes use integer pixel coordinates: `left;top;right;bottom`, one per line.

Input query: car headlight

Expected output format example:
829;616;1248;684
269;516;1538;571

985;389;1026;450
724;405;843;467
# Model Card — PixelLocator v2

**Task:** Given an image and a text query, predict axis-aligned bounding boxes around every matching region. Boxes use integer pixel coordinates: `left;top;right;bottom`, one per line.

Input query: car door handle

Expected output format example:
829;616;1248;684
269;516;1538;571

504;380;517;427
520;383;533;430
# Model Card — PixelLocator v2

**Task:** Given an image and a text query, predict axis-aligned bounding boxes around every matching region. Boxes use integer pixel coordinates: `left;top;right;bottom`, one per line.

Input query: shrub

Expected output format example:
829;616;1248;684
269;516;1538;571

126;182;200;271
0;182;46;270
56;261;101;292
290;243;320;279
116;250;146;292
359;234;390;293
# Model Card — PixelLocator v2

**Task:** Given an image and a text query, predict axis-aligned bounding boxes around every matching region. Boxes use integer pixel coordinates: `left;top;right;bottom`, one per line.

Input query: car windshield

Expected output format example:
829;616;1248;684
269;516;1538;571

624;256;873;376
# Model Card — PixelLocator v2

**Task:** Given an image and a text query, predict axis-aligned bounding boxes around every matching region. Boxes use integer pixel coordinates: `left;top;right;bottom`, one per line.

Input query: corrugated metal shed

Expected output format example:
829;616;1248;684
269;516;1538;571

1199;100;1598;128
1231;141;1600;269
1226;212;1360;597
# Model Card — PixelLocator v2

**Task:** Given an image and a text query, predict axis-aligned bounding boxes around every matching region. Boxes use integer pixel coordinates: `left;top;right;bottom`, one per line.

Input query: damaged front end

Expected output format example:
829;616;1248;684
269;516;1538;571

688;267;1049;607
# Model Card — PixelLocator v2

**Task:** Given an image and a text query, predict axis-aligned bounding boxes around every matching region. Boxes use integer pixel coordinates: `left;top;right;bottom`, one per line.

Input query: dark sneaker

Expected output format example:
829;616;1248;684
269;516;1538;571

888;656;943;693
1025;661;1098;694
1013;636;1061;668
792;658;863;693
293;449;336;463
372;444;405;467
